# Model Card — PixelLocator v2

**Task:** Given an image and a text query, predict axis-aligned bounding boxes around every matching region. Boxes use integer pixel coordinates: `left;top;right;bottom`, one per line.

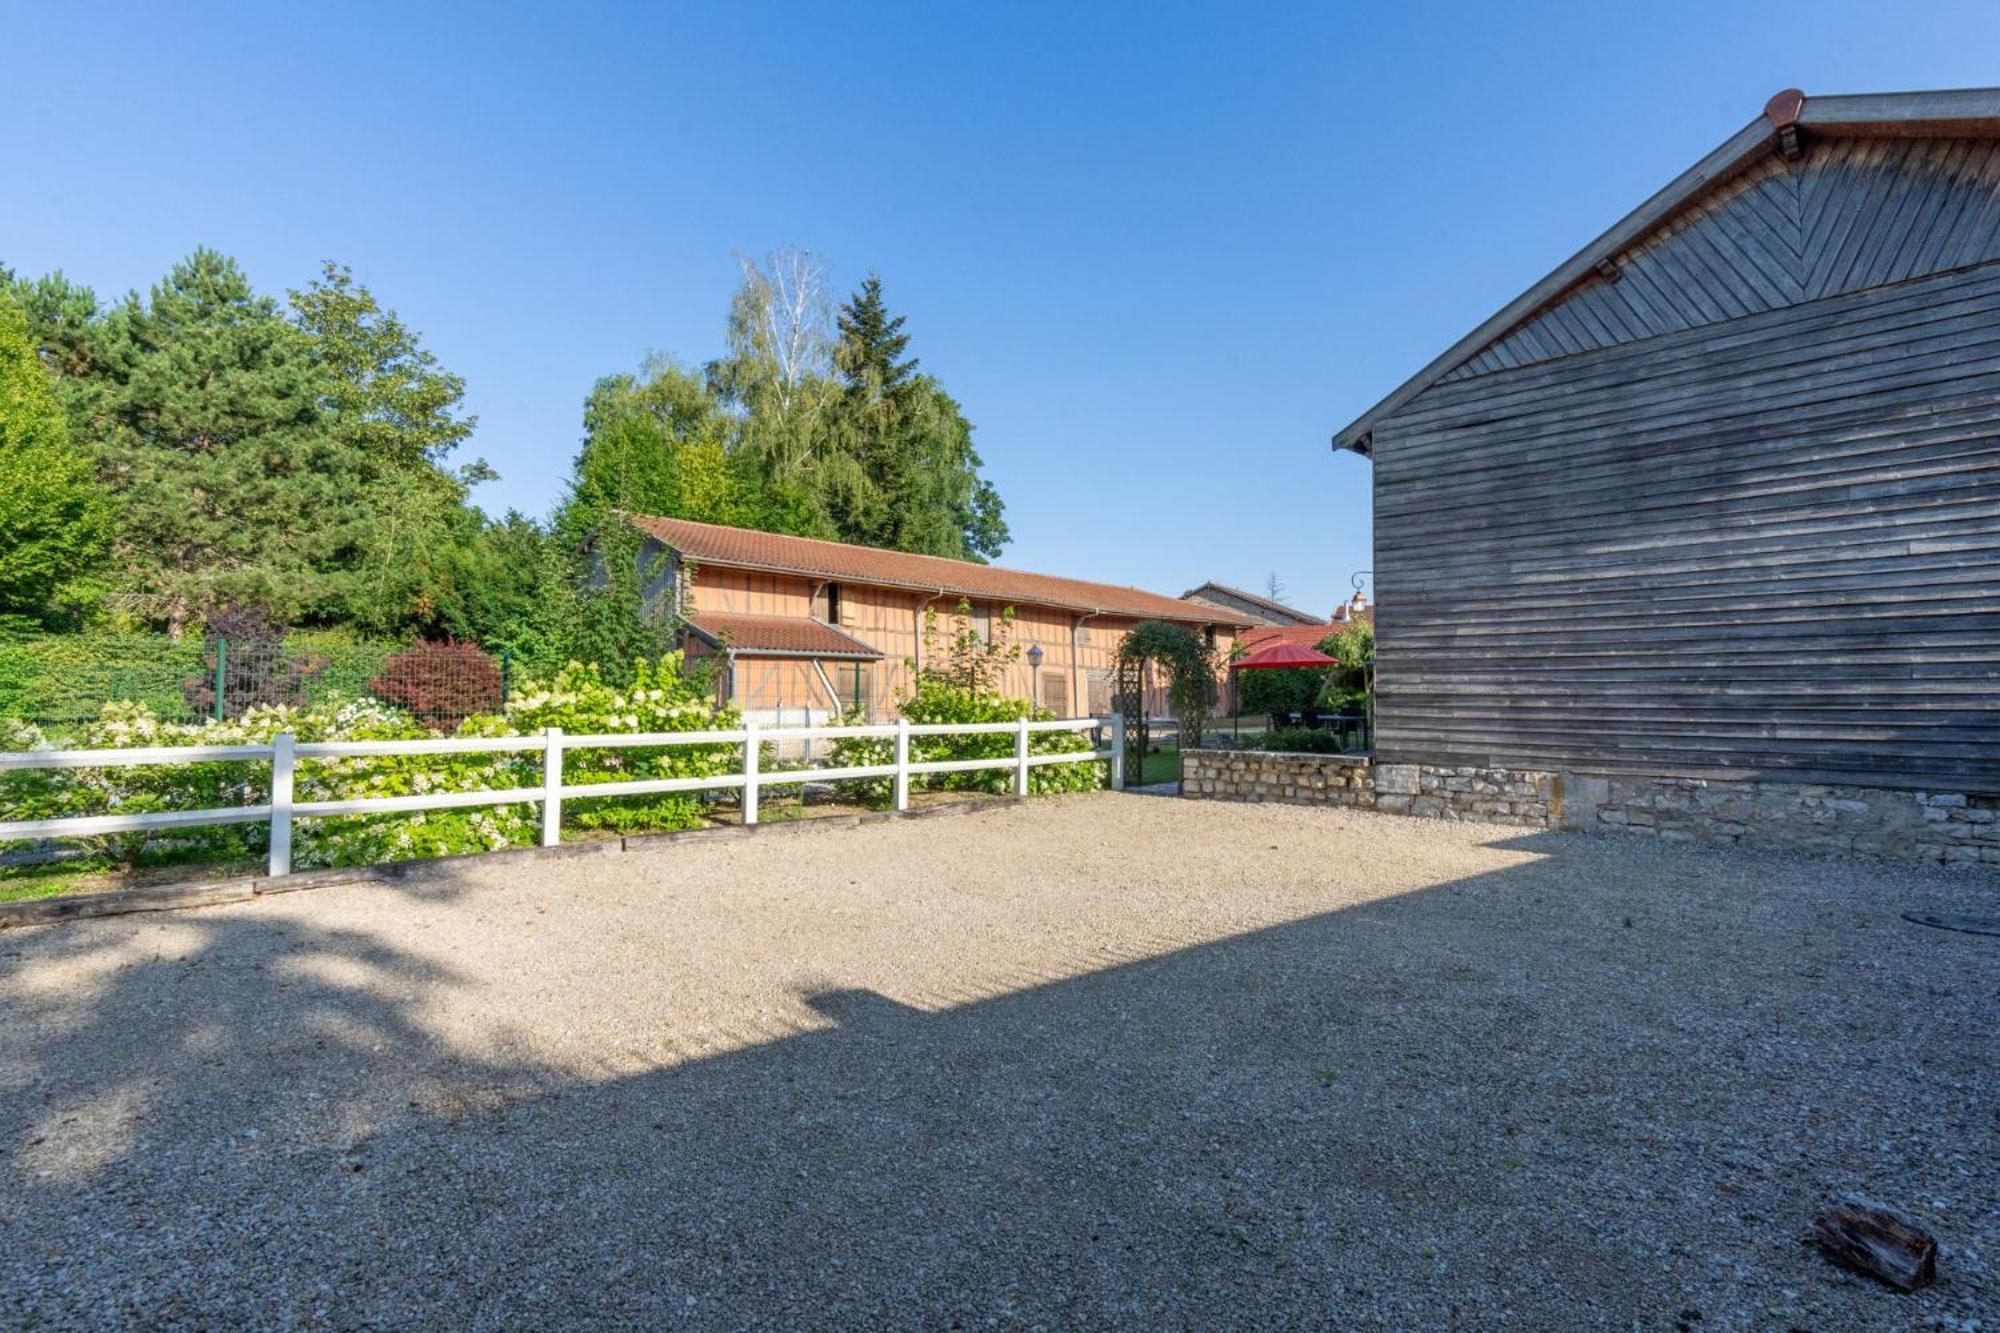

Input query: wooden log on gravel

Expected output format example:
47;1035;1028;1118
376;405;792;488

1808;1195;1938;1291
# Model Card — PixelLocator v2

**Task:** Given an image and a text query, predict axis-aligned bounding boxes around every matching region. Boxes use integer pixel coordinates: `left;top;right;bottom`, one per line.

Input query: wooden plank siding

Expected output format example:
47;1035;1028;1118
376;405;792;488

1440;137;2000;384
1371;252;2000;791
683;566;1229;723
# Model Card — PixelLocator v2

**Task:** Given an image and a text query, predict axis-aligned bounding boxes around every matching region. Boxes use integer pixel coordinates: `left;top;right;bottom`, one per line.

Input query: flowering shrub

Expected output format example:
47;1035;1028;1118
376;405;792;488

504;655;740;833
830;676;1101;808
290;701;536;869
0;653;739;871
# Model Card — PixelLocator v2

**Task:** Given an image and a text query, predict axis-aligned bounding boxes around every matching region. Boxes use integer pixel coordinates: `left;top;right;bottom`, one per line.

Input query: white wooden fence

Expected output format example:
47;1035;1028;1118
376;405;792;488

0;716;1127;879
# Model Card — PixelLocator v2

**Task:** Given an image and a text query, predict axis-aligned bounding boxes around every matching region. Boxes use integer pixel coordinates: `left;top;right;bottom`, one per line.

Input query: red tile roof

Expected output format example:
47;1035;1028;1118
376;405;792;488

685;612;883;659
632;515;1253;626
1239;609;1372;654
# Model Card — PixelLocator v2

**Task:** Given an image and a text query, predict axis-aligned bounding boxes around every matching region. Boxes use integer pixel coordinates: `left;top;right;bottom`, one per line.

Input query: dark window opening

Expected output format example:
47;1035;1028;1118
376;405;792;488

847;661;871;716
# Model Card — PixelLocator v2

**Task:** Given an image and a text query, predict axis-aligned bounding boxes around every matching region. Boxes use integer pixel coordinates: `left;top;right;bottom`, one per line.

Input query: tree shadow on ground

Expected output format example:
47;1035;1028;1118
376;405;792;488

0;830;1991;1329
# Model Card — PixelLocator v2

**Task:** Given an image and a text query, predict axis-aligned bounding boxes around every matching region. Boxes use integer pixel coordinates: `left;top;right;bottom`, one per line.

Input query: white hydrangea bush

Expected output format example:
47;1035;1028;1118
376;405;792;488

0;653;740;871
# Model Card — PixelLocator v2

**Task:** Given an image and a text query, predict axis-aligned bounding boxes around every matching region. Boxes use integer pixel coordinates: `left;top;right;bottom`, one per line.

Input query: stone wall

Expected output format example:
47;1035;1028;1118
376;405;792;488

1180;747;2000;863
1180;751;1556;827
1371;763;1559;828
1565;773;2000;864
1181;749;1373;808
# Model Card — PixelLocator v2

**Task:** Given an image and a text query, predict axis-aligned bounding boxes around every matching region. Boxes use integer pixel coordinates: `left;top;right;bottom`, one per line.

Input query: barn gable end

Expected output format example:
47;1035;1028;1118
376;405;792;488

1336;87;2000;805
1440;138;2000;384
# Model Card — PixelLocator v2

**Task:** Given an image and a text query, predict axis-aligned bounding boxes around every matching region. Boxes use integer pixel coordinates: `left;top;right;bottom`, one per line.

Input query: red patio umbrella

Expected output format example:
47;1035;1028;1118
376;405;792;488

1230;641;1339;670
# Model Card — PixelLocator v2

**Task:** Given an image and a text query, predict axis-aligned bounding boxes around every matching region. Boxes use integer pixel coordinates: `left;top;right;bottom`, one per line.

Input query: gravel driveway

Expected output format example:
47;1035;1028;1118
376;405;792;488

2;795;1994;1329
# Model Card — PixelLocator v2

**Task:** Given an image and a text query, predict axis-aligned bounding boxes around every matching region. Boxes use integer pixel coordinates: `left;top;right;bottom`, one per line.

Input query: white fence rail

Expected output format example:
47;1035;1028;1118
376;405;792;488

0;715;1128;878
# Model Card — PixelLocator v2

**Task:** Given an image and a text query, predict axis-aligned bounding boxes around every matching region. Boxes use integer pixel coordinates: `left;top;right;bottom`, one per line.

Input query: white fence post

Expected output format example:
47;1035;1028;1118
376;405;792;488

0;718;1127;855
268;732;294;878
893;717;910;812
541;727;563;847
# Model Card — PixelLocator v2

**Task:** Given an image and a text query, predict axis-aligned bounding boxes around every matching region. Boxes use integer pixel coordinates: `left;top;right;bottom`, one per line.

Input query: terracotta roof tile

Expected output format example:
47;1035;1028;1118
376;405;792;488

632;515;1252;626
1239;610;1373;653
685;612;883;659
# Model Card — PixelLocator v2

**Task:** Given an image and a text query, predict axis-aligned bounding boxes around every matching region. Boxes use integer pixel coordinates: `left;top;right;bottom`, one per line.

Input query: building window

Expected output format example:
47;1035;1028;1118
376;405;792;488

817;582;843;625
1085;668;1112;715
1040;672;1069;717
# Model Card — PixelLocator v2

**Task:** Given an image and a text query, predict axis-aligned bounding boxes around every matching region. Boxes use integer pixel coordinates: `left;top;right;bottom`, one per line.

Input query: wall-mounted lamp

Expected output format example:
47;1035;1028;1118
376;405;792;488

1026;644;1045;669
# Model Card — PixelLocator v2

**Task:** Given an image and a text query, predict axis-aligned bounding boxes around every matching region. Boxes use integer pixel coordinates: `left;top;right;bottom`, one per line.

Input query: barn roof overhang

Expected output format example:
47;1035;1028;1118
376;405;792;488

1330;86;2000;458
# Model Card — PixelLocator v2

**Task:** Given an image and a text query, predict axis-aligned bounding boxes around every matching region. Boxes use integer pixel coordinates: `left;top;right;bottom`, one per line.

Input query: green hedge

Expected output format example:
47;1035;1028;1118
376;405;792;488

0;632;402;730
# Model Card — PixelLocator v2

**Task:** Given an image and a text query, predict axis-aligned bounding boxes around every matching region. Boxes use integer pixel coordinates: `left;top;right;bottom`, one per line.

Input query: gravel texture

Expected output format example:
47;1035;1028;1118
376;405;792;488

1;795;1994;1330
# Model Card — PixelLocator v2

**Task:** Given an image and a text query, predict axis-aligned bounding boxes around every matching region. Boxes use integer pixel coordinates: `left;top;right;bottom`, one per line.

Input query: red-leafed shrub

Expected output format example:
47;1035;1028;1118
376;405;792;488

369;641;503;729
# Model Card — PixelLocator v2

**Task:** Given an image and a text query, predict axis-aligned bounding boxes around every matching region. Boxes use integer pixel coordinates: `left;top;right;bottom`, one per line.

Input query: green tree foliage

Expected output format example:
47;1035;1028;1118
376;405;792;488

1321;620;1375;709
829;599;1097;804
1234;621;1376;716
289;262;488;633
81;250;337;629
4;250;488;635
564;262;1009;579
821;275;1008;560
556;360;770;549
1116;621;1221;753
2;243;1012;666
705;248;839;525
1236;657;1323;717
0;293;112;623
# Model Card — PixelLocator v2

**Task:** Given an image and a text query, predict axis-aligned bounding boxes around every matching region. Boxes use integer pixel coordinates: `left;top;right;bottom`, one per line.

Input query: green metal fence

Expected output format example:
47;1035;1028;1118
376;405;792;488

0;633;510;734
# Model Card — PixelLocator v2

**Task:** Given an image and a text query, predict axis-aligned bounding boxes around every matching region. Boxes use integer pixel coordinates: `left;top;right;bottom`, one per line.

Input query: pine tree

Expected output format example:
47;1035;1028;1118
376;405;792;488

834;274;917;398
821;275;1006;559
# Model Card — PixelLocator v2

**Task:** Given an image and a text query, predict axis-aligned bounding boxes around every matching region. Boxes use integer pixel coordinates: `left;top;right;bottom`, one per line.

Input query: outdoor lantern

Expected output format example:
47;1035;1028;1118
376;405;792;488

1026;644;1045;668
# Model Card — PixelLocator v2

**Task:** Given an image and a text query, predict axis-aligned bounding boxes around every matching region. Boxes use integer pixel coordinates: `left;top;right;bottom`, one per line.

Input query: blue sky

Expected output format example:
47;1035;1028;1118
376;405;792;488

7;2;1997;618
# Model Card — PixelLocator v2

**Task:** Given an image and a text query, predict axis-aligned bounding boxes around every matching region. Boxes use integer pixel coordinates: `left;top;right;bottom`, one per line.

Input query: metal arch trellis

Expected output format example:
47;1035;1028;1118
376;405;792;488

1112;621;1219;789
1113;654;1150;789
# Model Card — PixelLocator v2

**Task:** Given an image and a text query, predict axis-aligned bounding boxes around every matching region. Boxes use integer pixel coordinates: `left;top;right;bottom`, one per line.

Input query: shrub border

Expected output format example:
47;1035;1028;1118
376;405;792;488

0;795;1029;929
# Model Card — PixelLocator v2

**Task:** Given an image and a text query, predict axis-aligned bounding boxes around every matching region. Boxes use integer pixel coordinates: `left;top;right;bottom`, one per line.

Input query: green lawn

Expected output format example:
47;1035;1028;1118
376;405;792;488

1134;745;1181;786
0;848;260;903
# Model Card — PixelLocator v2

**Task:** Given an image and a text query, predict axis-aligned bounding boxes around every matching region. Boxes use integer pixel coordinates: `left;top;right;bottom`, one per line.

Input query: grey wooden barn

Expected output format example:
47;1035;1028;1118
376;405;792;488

1335;87;2000;812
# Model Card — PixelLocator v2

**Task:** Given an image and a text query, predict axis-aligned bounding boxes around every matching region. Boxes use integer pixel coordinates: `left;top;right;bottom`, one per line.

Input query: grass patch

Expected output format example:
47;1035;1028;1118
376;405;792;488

0;846;260;903
1136;745;1181;786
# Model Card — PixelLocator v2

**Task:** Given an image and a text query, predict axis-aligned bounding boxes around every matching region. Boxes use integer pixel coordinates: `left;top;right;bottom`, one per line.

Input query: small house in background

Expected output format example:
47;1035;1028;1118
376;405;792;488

1235;591;1372;657
1180;582;1326;627
627;516;1249;730
1335;87;2000;849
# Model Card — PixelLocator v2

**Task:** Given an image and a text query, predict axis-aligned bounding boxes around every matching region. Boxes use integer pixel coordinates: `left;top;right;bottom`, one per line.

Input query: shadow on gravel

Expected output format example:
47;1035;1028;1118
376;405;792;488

0;833;1991;1328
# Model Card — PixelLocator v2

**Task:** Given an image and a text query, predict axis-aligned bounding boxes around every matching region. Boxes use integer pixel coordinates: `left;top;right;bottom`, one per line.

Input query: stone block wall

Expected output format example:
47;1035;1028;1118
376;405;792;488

1181;750;1374;808
1567;773;2000;864
1180;751;1557;826
1179;747;1999;863
1372;763;1559;828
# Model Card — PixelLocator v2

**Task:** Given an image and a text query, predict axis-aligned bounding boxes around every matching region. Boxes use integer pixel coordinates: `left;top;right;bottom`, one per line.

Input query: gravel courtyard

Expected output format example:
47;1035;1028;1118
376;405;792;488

2;795;1993;1330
